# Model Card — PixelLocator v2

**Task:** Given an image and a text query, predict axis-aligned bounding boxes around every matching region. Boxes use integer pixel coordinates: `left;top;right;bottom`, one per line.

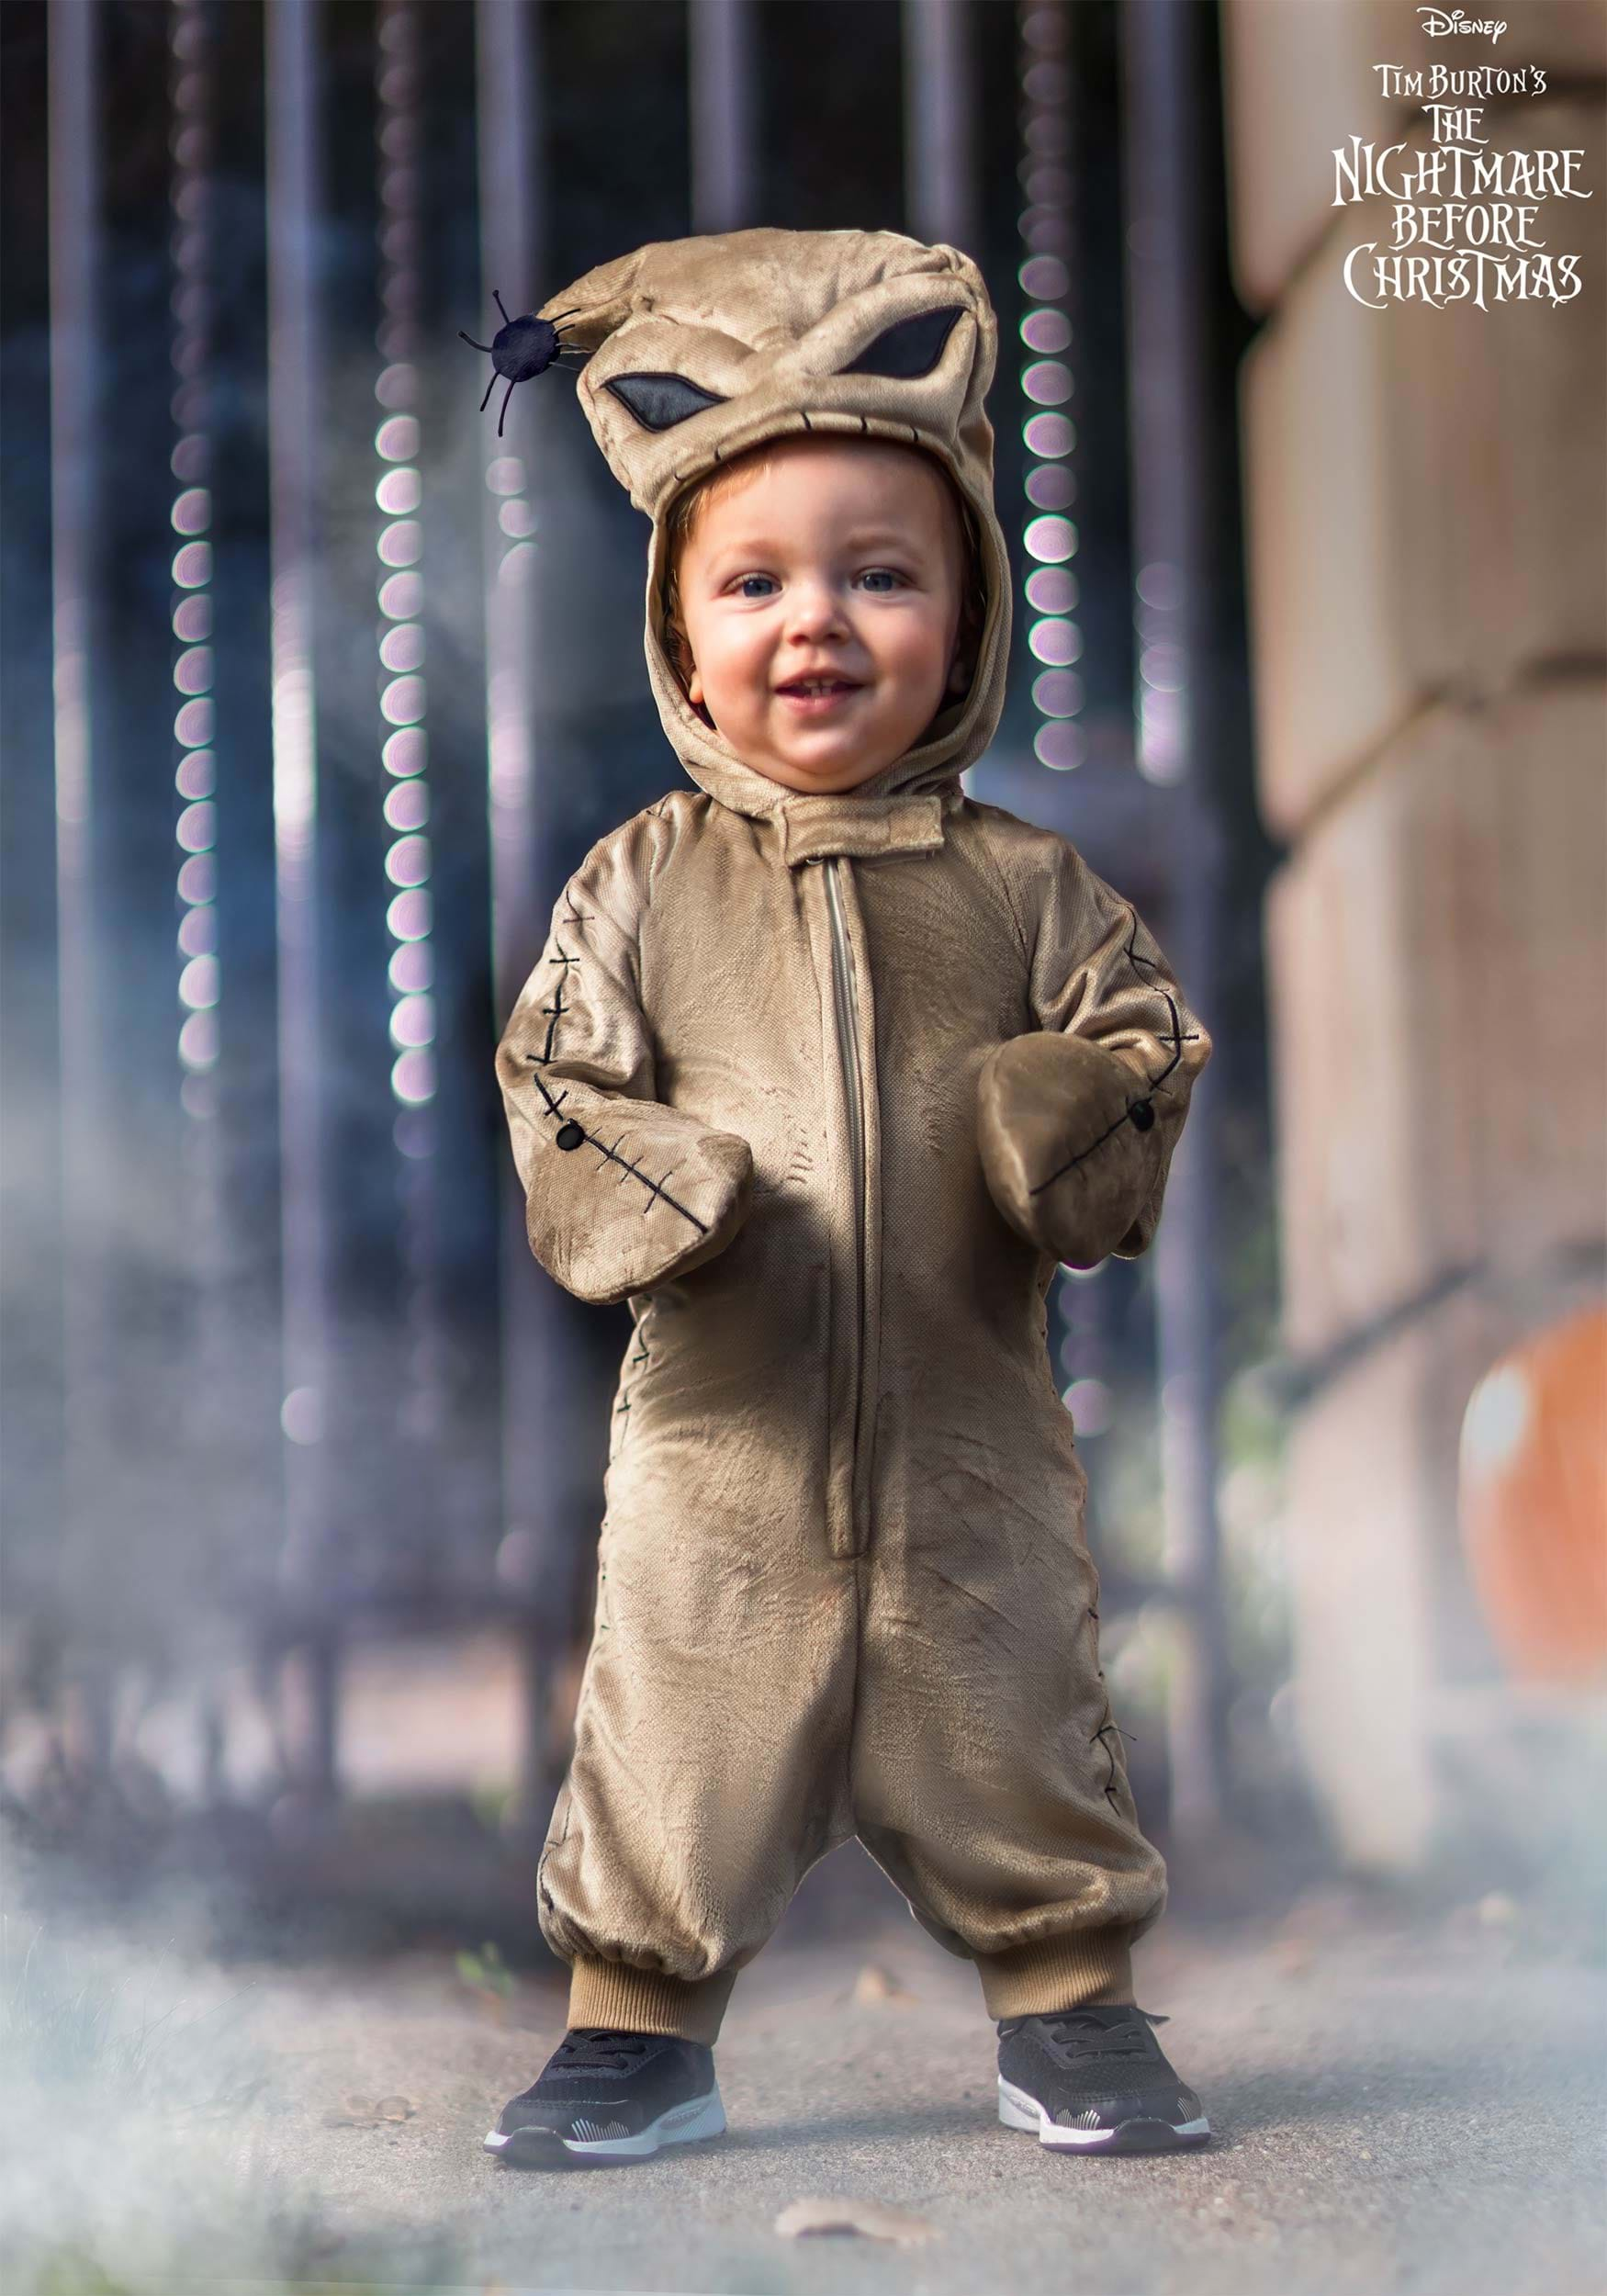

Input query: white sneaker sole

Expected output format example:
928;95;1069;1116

998;2074;1210;2153
484;2082;726;2164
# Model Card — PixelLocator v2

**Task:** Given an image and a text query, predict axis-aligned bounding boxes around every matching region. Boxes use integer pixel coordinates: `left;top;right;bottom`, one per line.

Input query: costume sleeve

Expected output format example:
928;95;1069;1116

494;833;755;1307
976;838;1212;1268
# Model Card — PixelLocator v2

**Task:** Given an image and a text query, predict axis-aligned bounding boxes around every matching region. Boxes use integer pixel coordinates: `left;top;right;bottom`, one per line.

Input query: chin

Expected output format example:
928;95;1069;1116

776;755;891;792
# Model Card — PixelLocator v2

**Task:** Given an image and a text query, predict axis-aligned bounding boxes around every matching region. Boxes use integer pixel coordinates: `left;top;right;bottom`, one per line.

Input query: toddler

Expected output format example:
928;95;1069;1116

479;228;1213;2166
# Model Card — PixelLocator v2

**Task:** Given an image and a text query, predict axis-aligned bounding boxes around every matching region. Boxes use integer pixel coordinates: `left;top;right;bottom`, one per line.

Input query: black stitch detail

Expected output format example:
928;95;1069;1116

1028;916;1201;1198
859;414;869;433
907;423;918;446
563;906;592;925
799;409;814;431
1120;916;1202;1068
611;1331;652;1466
1029;1099;1155;1196
1121;917;1160;974
647;1162;686;1218
522;1057;708;1234
539;983;569;1063
1083;1606;1128;1810
1092;1718;1124;1811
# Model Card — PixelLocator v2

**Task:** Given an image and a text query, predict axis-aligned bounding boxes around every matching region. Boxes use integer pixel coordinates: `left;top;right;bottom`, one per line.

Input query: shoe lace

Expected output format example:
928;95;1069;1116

1036;2007;1169;2060
552;2027;657;2072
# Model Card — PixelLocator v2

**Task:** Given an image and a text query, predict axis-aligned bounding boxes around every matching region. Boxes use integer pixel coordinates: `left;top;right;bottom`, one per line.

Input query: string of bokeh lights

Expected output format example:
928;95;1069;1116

375;0;434;1127
170;0;219;1104
1017;1;1114;1441
1017;2;1083;773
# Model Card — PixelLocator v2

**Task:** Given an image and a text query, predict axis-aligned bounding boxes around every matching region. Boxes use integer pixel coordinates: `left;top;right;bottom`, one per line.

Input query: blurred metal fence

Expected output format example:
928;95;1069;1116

6;0;1235;1860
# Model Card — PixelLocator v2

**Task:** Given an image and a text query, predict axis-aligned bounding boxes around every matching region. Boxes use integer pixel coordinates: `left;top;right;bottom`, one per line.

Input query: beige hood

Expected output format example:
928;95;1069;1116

534;226;1015;822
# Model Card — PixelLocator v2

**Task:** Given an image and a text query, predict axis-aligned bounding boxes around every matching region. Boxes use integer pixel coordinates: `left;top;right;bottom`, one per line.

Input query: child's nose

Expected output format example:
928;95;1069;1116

781;578;849;638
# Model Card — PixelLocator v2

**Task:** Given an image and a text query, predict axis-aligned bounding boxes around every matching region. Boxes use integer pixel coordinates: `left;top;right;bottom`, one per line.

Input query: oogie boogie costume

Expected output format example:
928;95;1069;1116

492;228;1212;2045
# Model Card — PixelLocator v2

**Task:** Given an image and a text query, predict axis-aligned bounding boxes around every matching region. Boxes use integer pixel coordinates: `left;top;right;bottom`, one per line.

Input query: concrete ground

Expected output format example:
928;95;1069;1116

3;1850;1604;2296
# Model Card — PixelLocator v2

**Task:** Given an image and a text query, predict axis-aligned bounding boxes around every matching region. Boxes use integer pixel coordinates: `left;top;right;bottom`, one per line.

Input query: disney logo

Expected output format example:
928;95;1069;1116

1417;7;1508;36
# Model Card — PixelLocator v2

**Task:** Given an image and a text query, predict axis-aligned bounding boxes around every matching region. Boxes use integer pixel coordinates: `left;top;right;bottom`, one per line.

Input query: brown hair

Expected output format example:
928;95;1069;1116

660;439;989;708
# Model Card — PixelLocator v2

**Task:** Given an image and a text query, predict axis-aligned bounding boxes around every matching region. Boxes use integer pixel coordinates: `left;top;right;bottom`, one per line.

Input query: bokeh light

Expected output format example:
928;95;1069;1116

1017;6;1084;777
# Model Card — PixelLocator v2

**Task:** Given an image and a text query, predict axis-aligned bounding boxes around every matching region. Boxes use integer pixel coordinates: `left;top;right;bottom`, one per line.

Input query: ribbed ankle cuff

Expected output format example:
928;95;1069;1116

973;1926;1135;2019
567;1958;739;2045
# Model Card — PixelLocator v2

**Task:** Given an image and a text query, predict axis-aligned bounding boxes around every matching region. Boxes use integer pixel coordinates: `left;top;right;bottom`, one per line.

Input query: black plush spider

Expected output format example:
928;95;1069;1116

459;291;589;437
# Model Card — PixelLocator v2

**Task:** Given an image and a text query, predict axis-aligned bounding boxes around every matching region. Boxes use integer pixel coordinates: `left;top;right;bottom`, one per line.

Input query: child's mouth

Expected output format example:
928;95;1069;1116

776;679;864;715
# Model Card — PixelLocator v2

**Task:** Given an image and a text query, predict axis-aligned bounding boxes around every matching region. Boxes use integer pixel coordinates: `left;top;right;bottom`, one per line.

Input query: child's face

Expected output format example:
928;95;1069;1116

672;437;969;795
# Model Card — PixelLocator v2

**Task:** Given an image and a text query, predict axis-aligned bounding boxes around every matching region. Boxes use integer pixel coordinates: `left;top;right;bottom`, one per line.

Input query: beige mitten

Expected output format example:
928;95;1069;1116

977;1031;1168;1270
523;1107;755;1307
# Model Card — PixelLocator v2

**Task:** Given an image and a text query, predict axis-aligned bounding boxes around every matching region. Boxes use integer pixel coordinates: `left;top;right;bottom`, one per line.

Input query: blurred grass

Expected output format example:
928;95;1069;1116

0;1894;486;2296
0;1908;267;2115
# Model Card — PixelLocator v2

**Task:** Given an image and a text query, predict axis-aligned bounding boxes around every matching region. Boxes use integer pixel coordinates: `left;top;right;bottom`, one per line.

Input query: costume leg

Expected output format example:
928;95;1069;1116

538;1504;859;2044
850;1467;1164;2019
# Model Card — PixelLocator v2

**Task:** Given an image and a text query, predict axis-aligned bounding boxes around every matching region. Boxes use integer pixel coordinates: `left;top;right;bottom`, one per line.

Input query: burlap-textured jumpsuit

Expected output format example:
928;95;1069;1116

493;229;1213;2044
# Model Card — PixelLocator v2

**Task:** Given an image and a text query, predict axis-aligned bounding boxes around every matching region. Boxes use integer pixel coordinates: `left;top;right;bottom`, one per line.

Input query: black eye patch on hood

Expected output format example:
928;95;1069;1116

604;303;971;434
605;372;732;432
840;304;966;379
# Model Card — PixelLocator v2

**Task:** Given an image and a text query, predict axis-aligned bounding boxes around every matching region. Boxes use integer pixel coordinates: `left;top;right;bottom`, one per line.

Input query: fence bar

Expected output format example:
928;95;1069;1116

477;0;575;1821
48;0;118;1773
690;0;757;231
265;0;337;1795
1118;0;1230;1834
903;0;978;254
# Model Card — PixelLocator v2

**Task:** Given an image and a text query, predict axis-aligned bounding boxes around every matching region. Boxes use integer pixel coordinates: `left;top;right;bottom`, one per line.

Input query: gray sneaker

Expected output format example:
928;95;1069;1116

484;2027;726;2166
996;2005;1210;2154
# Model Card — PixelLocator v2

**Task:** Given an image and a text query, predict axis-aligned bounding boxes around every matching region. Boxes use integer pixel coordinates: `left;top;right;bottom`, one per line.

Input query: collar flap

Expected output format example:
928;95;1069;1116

781;793;946;867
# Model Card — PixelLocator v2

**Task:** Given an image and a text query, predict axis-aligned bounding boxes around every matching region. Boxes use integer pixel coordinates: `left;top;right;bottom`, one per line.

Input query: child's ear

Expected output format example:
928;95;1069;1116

672;631;713;720
665;608;700;701
946;618;978;697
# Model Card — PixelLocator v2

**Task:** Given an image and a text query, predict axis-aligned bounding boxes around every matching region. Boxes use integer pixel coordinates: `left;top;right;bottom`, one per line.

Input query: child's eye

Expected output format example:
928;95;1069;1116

724;568;908;600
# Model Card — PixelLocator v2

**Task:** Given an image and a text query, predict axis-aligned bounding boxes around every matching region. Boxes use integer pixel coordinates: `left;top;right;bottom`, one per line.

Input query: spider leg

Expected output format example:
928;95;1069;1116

459;330;493;353
498;377;515;437
478;374;496;414
492;288;511;325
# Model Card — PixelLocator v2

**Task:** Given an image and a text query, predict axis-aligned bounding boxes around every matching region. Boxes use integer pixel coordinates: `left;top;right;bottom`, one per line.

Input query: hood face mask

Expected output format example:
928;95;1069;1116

511;227;1015;821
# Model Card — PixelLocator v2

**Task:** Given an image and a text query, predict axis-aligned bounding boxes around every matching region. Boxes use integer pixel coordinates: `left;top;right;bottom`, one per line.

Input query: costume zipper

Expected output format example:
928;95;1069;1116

823;857;867;1499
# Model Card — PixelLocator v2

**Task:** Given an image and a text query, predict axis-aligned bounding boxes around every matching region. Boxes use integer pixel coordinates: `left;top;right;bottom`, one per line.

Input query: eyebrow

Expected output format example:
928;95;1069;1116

700;527;929;561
